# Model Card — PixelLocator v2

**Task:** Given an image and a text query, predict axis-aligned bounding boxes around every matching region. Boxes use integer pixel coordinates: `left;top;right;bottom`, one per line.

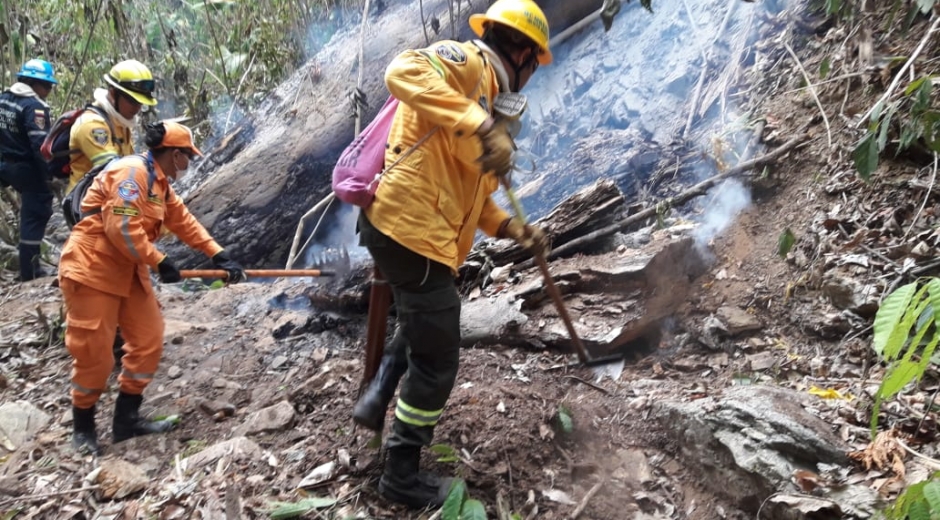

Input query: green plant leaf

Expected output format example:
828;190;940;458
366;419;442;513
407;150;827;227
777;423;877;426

880;359;921;399
908;498;931;520
874;282;918;357
210;279;225;289
557;405;573;434
922;480;940;512
459;499;487;520
777;228;795;258
266;497;338;519
430;443;460;463
442;479;468;520
853;133;879;181
916;0;936;14
819;57;830;79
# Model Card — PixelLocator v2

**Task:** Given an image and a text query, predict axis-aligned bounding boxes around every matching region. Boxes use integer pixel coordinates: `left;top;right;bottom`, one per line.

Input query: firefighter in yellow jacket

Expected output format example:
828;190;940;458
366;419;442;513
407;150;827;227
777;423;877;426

67;59;156;193
353;0;551;508
60;121;246;455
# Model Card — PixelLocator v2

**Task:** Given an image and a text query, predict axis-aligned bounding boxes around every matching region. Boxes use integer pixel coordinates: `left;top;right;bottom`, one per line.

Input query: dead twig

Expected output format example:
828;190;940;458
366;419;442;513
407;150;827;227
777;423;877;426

903;152;938;240
856;16;940;127
897;437;940;471
569;476;607;519
0;485;100;509
784;40;832;149
515;126;811;271
561;375;611;395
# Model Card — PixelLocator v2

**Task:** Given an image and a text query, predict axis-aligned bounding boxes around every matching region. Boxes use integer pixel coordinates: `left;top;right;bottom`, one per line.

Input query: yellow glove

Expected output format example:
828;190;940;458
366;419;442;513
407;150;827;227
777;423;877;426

499;217;550;257
477;118;514;177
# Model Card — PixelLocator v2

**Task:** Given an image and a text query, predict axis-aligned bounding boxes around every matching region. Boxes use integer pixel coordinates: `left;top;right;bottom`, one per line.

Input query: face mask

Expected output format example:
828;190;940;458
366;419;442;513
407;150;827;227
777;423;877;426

173;152;189;182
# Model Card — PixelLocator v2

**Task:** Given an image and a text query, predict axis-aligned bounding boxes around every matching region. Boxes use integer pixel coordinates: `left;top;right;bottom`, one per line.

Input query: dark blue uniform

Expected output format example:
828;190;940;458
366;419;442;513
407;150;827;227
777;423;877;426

0;87;53;280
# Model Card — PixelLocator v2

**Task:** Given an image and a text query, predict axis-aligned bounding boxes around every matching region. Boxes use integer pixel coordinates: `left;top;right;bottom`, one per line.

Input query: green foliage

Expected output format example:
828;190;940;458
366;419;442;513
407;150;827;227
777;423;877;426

1;0;353;140
883;474;940;519
265;496;337;519
431;443;461;463
777;228;795;258
853;74;940;180
869;279;940;436
556;405;574;435
442;479;493;520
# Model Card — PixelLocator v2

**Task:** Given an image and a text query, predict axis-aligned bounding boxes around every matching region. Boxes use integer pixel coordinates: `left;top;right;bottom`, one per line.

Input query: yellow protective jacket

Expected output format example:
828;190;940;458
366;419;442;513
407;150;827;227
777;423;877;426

59;153;222;297
364;39;510;273
67;102;134;192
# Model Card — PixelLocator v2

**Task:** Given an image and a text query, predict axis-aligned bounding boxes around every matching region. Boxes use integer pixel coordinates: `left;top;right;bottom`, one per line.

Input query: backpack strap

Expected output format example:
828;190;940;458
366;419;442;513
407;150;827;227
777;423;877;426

80;153;157;220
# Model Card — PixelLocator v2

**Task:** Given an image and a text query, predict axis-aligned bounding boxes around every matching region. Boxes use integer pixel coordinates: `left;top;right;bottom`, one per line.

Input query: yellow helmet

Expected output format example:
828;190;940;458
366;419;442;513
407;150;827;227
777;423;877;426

104;59;157;106
470;0;552;65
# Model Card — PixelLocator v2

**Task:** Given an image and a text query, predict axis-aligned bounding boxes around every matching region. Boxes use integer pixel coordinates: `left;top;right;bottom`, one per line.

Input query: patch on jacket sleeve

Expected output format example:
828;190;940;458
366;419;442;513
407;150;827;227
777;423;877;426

33;110;46;130
91;128;109;146
117;180;141;202
436;43;467;64
112;206;141;216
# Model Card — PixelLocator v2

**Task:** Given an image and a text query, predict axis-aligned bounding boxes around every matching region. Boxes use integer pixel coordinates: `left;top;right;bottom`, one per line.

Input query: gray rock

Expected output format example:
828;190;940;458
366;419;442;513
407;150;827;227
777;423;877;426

96;457;149;499
166;365;183;379
181;437;262;470
0;400;51;452
716;306;763;336
651;385;851;513
235;401;295;436
822;276;879;318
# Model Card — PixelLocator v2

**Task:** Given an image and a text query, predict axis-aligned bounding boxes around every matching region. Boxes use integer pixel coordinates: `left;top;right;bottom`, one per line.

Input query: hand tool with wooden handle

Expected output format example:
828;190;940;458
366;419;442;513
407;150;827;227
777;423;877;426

180;269;334;278
499;178;594;364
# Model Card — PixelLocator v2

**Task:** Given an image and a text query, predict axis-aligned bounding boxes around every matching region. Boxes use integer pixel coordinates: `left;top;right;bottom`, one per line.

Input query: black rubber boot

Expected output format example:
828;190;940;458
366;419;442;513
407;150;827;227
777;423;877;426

352;342;407;431
17;243;42;282
112;392;176;443
72;405;99;455
378;446;452;508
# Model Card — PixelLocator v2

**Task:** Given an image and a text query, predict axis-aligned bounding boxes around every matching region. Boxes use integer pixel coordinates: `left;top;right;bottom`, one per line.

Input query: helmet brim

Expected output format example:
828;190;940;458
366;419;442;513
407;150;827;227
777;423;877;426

469;14;553;65
104;75;158;106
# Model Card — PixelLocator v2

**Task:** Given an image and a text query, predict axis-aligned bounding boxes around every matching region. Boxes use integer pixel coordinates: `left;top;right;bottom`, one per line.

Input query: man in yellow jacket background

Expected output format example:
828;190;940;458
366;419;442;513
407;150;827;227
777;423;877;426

353;0;552;508
67;59;156;193
60;121;246;455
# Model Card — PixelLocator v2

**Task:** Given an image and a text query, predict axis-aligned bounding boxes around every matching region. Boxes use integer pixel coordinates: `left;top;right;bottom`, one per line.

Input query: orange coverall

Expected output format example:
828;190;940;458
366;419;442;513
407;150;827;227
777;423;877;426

59;153;222;408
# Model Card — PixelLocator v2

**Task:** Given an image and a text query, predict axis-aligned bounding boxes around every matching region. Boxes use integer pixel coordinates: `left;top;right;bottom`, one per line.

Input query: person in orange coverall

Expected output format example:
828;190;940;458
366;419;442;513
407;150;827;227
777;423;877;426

59;121;246;455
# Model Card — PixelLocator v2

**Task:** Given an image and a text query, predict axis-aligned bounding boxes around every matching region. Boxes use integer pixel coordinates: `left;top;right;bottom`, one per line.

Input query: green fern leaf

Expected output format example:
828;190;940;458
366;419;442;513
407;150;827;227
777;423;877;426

880;360;922;399
874;282;918;358
459;499;488;520
442;479;468;520
908;499;931;520
922;481;940;512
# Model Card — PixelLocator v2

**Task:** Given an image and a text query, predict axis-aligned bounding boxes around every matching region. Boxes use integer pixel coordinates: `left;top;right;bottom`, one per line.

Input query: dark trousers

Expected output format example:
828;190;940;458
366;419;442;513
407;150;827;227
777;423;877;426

0;161;53;280
359;213;461;449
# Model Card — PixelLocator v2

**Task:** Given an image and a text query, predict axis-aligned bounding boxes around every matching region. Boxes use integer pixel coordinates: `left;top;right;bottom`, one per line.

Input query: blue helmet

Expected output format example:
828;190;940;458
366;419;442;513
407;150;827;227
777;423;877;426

17;59;58;85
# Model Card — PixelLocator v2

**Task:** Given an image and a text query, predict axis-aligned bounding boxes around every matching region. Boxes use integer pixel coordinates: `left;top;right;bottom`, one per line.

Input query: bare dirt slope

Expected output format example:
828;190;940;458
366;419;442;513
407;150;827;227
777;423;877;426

3;3;940;520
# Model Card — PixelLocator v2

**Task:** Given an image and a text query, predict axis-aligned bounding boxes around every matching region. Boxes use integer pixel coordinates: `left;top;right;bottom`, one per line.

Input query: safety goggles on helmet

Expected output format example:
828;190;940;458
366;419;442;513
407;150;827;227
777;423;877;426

115;78;155;96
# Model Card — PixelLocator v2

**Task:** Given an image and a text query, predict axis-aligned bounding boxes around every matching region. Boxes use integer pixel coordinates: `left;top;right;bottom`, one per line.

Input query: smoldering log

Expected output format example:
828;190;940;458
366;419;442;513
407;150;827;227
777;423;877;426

459;234;710;357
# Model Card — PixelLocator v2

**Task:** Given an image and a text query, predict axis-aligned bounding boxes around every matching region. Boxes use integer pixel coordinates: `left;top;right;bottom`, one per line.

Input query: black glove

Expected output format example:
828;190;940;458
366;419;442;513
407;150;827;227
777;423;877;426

212;250;247;284
157;256;181;283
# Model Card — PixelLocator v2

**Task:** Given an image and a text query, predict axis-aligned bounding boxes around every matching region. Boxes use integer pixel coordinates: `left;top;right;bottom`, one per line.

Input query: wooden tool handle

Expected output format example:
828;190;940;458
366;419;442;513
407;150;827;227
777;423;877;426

179;269;333;278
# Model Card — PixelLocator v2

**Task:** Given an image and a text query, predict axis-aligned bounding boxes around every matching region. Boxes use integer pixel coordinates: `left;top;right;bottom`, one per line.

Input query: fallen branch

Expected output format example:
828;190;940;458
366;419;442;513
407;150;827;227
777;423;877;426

562;375;611;395
569;476;607;520
514;127;811;271
856;16;940;127
0;485;100;509
784;41;831;149
897;438;940;472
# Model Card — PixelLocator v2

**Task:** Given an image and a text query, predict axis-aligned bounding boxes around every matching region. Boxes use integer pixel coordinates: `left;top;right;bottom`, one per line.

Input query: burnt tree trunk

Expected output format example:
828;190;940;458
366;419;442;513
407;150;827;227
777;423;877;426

165;0;606;270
